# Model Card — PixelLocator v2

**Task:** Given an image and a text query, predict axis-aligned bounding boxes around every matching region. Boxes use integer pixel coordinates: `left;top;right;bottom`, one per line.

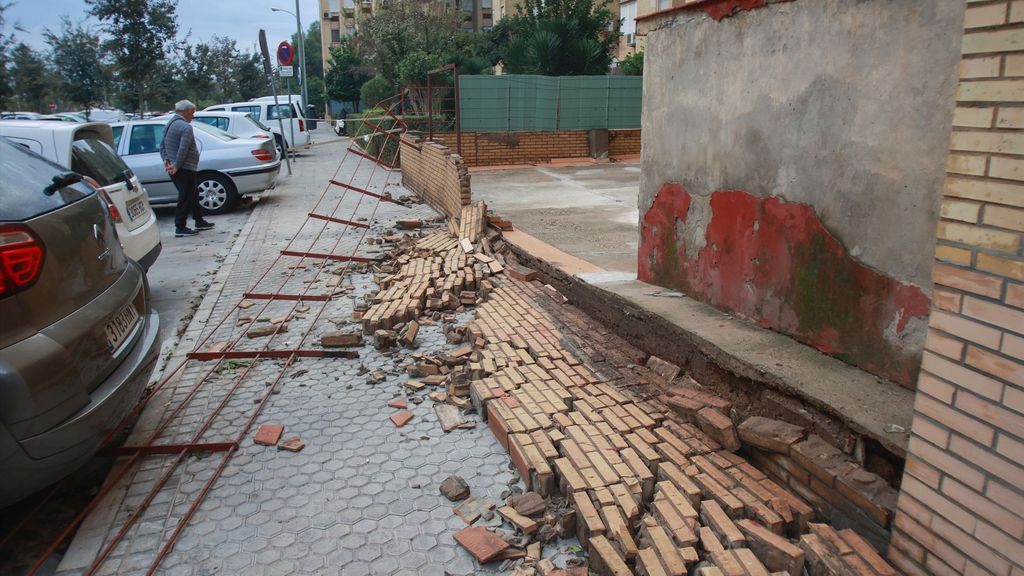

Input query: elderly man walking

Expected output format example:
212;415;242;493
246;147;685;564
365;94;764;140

161;99;214;237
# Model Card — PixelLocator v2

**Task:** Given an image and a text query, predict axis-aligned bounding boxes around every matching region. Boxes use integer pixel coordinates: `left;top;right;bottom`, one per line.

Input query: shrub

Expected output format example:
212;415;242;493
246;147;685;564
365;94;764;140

360;75;396;109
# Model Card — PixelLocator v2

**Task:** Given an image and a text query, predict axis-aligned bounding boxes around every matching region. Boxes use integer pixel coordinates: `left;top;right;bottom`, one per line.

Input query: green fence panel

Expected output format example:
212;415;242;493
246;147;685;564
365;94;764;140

458;74;641;132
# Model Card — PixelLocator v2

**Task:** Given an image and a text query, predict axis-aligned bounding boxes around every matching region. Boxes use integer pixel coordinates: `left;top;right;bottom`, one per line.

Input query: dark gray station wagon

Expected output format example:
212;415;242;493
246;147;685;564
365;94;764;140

0;137;160;506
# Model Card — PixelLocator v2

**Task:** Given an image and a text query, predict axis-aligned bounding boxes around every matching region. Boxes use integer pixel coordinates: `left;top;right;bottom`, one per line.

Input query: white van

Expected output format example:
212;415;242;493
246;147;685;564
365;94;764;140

0;121;162;270
203;99;312;156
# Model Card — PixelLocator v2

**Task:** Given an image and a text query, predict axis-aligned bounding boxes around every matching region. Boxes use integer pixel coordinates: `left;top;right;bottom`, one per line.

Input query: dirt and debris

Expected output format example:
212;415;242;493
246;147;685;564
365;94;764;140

440;475;471;501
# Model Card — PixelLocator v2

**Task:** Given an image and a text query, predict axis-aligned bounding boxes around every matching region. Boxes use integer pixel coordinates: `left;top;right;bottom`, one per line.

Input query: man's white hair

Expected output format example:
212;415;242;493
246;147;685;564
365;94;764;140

175;99;196;112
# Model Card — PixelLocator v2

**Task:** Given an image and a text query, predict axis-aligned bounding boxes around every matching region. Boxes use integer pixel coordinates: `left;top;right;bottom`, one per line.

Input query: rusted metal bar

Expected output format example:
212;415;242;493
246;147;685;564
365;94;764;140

329;179;403;204
241;292;332;301
105;442;237;457
346;146;397;169
280;249;377;262
186;349;359;361
307;212;370;228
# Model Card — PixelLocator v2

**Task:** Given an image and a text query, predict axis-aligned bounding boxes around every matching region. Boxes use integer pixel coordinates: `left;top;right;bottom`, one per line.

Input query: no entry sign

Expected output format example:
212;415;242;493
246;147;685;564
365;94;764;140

277;41;294;66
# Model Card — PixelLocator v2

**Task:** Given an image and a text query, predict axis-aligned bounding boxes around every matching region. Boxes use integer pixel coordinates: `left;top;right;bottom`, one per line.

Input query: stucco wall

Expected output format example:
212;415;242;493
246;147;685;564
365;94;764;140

637;1;964;386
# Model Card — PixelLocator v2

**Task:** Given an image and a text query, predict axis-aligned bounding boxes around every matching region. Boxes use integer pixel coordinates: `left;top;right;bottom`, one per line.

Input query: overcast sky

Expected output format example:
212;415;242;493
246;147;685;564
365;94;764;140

7;0;320;55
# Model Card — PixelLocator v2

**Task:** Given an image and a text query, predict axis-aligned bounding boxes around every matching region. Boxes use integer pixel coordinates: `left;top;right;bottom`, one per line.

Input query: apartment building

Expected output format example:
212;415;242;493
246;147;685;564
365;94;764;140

320;0;494;71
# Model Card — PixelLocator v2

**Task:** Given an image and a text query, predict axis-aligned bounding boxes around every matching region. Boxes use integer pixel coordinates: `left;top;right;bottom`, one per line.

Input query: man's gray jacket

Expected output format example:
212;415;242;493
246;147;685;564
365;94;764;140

160;114;200;171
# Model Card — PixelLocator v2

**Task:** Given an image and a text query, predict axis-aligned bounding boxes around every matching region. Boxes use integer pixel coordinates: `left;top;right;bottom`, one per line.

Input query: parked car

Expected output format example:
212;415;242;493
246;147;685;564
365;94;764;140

1;111;45;121
203;99;312;156
39;113;86;123
110;118;281;214
0;137;160;506
194;111;274;141
0;120;162;270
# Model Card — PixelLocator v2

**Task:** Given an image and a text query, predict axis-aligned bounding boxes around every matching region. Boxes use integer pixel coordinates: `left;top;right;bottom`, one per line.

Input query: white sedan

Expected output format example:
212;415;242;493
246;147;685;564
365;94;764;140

110;119;281;214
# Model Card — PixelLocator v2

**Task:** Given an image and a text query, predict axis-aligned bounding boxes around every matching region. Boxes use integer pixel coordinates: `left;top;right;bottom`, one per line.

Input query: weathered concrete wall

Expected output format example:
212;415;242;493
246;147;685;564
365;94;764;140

638;1;964;386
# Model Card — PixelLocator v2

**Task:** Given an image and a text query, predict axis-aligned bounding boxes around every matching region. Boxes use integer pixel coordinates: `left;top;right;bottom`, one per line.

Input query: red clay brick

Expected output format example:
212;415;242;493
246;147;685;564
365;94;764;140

388;398;408;409
965;345;1024;386
923;351;1004;399
962;296;1024;335
390;410;414;427
254;423;284;446
932;264;1004;298
929;309;1003;348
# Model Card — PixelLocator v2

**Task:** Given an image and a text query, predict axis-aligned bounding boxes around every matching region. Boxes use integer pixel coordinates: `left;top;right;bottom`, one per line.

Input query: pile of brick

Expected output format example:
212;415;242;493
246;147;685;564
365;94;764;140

358;201;898;575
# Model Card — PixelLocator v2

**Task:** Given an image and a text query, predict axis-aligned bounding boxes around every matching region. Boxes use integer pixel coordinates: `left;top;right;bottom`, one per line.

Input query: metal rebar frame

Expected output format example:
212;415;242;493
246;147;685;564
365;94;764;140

424;64;460;155
22;90;415;576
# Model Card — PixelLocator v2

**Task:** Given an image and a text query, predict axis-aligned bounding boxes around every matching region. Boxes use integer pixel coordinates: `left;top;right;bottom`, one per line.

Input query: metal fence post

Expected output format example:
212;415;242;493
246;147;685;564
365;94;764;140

454;66;461;155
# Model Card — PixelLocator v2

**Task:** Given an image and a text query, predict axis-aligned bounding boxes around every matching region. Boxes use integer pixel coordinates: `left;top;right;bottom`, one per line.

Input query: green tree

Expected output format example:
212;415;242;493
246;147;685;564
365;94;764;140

87;0;181;113
44;17;108;117
502;0;619;75
292;20;323;79
10;43;50;112
0;3;19;108
619;50;643;76
360;75;395;108
325;40;371;107
235;52;265;101
358;0;462;84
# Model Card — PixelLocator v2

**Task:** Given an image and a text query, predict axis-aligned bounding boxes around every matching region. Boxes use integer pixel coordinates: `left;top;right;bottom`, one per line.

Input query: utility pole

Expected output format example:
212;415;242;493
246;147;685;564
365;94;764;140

295;0;309;112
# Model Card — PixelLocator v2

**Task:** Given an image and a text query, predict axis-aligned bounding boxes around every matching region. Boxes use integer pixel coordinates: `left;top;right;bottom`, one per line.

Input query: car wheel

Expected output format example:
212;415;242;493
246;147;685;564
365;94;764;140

274;134;286;158
196;172;238;215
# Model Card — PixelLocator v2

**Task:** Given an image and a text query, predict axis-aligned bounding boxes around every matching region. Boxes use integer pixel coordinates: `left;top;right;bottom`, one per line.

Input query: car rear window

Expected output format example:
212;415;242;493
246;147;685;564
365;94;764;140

193;122;236;141
71;137;129;187
267;104;295;120
0;137;94;221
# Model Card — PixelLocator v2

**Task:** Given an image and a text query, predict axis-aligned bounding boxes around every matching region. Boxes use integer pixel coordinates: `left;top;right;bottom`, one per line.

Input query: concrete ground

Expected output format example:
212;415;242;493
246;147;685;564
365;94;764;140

47;134;522;576
470;162;641;274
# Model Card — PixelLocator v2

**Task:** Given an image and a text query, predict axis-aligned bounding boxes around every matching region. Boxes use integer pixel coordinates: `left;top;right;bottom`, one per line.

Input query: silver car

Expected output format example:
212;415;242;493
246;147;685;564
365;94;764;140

110;118;281;214
0;137;160;506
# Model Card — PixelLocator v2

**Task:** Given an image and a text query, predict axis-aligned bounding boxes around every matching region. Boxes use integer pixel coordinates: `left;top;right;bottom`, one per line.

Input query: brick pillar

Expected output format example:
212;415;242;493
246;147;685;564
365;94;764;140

888;3;1024;575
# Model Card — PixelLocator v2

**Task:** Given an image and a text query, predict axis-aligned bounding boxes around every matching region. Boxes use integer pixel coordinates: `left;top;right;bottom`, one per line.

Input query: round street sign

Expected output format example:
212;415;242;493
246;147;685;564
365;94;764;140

277;41;294;66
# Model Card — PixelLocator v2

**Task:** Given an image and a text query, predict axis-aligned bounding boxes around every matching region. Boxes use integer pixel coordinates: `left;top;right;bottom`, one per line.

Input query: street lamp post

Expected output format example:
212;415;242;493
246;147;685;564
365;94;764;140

271;4;310;112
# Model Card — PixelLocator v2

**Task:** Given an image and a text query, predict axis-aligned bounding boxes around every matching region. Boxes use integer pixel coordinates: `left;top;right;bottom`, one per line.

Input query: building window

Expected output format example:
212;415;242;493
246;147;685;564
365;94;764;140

331;28;341;42
620;1;636;44
658;0;669;9
329;0;341;11
482;0;492;7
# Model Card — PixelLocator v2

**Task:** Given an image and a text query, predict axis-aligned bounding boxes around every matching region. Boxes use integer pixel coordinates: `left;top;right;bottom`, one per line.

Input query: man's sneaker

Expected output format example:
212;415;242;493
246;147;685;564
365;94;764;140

195;220;215;230
175;227;198;237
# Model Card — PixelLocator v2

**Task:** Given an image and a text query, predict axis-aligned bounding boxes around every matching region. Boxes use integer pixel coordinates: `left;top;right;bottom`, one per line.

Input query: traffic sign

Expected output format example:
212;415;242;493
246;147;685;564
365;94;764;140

279;66;294;78
277;41;294;66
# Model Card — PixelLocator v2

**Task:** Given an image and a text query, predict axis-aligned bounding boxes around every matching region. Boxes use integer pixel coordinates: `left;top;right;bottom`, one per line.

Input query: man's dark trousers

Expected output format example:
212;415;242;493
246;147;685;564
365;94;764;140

172;168;204;229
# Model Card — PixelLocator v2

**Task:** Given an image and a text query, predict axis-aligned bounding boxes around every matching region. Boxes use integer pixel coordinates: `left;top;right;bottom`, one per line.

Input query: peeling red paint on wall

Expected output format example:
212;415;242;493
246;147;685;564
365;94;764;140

639;183;930;387
635;0;780;23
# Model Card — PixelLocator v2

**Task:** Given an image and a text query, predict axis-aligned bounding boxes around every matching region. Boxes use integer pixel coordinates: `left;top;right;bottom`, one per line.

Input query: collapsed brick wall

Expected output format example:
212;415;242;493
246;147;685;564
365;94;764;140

400;133;471;222
434;130;641;167
889;4;1024;575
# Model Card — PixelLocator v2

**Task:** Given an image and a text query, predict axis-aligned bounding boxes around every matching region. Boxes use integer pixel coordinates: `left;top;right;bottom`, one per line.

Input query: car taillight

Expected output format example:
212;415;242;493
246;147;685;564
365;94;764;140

96;188;123;223
0;226;45;298
252;149;274;162
254;134;270;139
298;118;305;132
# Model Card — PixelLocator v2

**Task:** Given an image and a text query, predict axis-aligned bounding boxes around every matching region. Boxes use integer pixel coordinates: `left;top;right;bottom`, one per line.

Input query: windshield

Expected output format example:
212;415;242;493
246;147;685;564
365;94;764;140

193;121;237;141
0;137;94;221
71;137;129;187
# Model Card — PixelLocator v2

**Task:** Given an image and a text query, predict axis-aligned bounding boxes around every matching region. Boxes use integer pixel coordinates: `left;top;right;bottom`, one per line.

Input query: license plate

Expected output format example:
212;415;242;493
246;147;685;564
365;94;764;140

105;303;140;353
126;197;147;221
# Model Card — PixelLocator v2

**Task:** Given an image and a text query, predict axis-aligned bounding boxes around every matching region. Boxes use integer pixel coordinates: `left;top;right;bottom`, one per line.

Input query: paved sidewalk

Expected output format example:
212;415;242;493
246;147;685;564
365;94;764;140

56;140;513;576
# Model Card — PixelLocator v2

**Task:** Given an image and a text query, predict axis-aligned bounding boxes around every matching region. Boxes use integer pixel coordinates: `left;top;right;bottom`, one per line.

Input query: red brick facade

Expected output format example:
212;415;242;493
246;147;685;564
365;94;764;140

890;4;1024;574
434;130;642;167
